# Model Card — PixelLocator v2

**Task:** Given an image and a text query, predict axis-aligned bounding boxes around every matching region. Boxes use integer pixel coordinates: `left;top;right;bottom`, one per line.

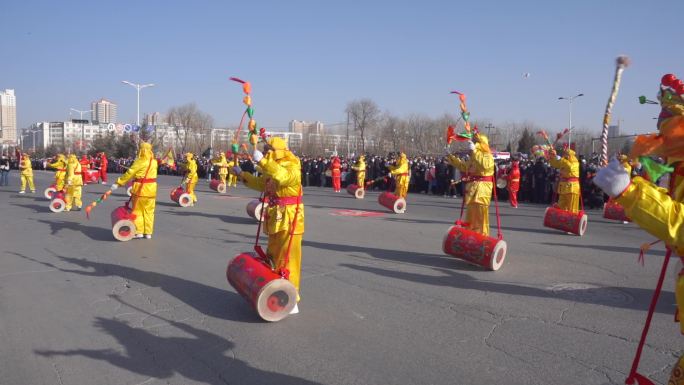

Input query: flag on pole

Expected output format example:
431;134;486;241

159;147;176;170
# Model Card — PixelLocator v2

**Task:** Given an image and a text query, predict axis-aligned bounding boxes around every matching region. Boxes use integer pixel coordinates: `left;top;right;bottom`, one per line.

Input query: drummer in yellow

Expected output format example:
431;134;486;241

184;153;198;205
352;155;366;188
549;147;581;213
388;152;409;198
212;152;230;186
232;137;304;315
447;134;494;236
112;142;158;239
18;153;35;194
47;154;67;192
64;154;83;211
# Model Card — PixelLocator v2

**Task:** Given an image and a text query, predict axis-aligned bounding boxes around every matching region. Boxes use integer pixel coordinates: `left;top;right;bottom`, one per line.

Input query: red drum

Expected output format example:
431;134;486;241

378;192;406;214
603;200;630;222
44;184;57;199
210;179;227;193
170;187;193;207
346;184;365;199
226;252;297;322
110;205;136;241
83;168;100;184
246;199;267;221
49;191;67;213
543;206;588;236
443;226;507;271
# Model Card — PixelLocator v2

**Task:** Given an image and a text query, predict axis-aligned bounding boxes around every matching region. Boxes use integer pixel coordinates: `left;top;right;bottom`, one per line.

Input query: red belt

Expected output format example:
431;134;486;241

57;169;66;172
398;173;409;176
560;177;579;182
466;176;493;182
268;196;302;206
134;178;157;183
75;172;83;175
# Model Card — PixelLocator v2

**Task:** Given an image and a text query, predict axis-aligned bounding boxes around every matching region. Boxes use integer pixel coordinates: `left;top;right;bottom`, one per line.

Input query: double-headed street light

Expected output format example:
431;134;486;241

558;93;584;147
122;80;155;126
70;108;93;120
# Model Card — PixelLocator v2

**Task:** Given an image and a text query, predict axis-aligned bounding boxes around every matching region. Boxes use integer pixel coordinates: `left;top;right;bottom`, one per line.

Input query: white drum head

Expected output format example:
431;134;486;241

393;198;406;214
217;183;227;194
355;188;365;199
179;193;193;207
44;187;56;199
112;219;136;242
578;214;588;236
489;240;507;271
49;198;65;213
256;278;297;322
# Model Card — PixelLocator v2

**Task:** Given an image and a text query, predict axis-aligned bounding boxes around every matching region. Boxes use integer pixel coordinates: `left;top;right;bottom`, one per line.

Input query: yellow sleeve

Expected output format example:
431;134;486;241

259;157;300;188
115;159;145;185
616;176;684;253
390;159;408;176
187;161;198;178
241;172;266;192
48;161;61;169
447;155;467;172
549;156;563;169
471;149;494;175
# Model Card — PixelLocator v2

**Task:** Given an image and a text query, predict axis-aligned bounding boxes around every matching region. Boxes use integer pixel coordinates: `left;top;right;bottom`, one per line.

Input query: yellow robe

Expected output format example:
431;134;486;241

550;155;581;213
184;159;198;202
116;156;158;235
352;159;366;188
389;157;409;198
48;158;67;191
448;146;494;236
212;155;229;184
19;157;35;192
65;158;83;210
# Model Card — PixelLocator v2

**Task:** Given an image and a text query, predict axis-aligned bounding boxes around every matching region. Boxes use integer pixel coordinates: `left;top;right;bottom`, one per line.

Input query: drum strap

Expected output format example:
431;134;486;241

492;166;503;240
625;247;671;385
280;186;303;279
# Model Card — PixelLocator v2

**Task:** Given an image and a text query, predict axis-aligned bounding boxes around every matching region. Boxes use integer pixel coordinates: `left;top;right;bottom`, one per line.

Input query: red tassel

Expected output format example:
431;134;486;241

626;372;655;385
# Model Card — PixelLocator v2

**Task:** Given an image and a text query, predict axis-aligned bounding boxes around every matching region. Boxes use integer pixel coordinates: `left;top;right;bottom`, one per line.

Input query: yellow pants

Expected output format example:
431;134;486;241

395;176;409;198
558;193;579;213
132;196;156;235
65;185;82;210
465;203;490;236
267;231;303;301
229;174;238;187
187;181;197;202
55;176;65;191
21;175;35;192
219;173;227;185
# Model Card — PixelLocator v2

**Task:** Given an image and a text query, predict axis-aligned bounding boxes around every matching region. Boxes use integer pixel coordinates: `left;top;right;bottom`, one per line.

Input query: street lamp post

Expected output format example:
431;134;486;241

70;108;93;120
122;80;155;126
558;93;584;147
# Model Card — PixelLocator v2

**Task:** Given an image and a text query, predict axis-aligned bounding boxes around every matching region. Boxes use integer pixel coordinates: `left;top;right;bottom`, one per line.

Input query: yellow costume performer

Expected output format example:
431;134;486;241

48;154;67;192
549;147;581;213
184;153;198;205
388;152;409;198
234;137;304;312
228;159;238;187
64;154;83;211
352;155;366;188
114;142;158;239
448;134;494;236
19;154;35;193
212;153;230;185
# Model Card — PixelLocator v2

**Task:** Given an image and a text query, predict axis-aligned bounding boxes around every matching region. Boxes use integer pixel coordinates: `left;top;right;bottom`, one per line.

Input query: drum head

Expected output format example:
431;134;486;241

393;198;406;214
179;193;193;207
256;278;297;322
578;214;588;236
112;219;136;242
44;187;56;200
355;188;365;199
49;198;65;213
496;178;507;189
489;240;507;271
217;183;227;194
126;186;132;197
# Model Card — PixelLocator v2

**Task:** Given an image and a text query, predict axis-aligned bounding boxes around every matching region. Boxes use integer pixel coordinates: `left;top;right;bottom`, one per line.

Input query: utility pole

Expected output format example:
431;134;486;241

345;111;350;158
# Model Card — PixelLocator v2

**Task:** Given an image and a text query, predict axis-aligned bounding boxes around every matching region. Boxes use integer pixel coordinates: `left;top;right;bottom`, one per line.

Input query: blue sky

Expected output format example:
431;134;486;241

3;0;682;134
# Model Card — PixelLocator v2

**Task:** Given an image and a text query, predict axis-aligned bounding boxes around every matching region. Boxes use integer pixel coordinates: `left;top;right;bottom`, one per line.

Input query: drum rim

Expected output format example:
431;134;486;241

256;278;297;322
490;240;507;271
112;219;136;241
50;198;65;212
179;193;192;207
578;214;588;236
393;198;406;213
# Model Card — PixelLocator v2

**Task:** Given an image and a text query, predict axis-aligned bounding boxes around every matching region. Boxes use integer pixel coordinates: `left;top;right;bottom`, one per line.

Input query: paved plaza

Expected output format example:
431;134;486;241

0;171;680;385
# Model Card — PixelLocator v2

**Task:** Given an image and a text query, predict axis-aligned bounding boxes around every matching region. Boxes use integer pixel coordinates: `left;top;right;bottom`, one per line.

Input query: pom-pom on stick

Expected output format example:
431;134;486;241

85;189;113;219
600;55;630;166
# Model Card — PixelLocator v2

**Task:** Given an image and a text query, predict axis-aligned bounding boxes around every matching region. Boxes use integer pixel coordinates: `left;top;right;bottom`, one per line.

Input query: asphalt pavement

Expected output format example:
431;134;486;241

0;170;680;385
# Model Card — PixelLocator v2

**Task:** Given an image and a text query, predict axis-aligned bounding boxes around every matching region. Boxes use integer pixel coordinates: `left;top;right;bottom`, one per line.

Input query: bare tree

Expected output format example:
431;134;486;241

346;99;381;154
167;103;215;155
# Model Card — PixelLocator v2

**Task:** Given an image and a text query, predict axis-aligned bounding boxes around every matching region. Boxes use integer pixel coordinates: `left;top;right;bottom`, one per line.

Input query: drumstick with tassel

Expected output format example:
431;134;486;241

600;55;630;166
84;189;114;219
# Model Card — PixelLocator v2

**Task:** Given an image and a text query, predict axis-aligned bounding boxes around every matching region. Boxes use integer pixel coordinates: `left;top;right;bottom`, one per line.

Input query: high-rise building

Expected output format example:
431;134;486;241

608;124;620;138
289;120;324;135
0;89;17;145
143;112;163;126
91;98;117;124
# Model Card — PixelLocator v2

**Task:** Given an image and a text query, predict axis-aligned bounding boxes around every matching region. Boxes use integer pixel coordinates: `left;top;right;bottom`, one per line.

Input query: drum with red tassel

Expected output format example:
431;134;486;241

603;200;630;222
170;187;193;207
111;205;136;241
246;199;267;221
442;225;507;271
543;207;588;236
378;192;406;213
48;191;67;213
44;184;57;199
226;252;297;322
346;184;365;199
209;179;227;193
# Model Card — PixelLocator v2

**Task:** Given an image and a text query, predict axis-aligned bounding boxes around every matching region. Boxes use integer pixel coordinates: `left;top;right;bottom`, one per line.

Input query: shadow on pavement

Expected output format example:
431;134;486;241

13;202;50;213
32;218;114;241
539;242;668;257
164;210;256;225
500;225;566;236
10;251;259;323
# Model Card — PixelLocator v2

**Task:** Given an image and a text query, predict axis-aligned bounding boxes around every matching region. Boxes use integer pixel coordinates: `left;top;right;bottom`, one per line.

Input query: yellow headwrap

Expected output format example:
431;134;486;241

138;142;153;160
268;137;288;160
185;152;194;161
475;133;491;153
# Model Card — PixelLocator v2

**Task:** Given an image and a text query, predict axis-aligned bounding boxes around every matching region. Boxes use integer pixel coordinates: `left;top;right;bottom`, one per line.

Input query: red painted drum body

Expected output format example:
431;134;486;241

49;191;66;213
210;179;226;193
170;187;192;207
226;252;297;322
44;184;57;199
83;168;100;184
603;200;630;222
442;225;507;271
111;205;136;241
346;184;365;199
246;199;267;221
378;192;406;213
543;206;588;236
